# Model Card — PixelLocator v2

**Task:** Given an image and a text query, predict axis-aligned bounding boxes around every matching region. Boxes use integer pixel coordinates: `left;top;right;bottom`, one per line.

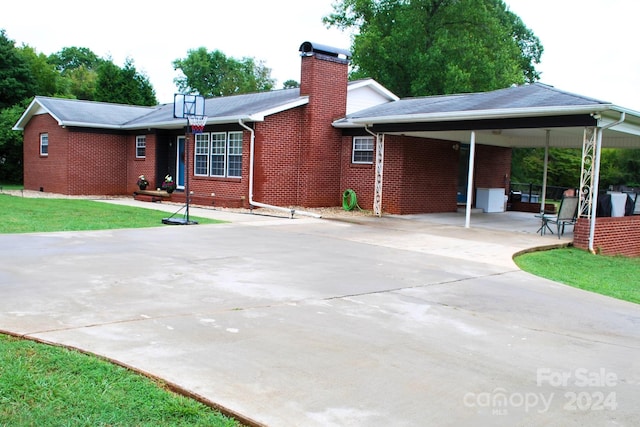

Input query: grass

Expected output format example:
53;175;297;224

0;194;221;233
0;334;239;426
514;247;640;304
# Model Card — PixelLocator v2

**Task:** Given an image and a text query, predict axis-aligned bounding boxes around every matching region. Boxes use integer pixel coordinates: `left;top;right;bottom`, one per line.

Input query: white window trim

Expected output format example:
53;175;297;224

352;136;374;164
136;135;146;159
194;131;243;178
194;133;210;176
226;131;243;178
40;133;48;156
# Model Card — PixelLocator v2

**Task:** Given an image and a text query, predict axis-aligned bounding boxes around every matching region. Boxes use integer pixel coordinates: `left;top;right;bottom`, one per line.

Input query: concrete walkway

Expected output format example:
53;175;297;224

0;200;638;426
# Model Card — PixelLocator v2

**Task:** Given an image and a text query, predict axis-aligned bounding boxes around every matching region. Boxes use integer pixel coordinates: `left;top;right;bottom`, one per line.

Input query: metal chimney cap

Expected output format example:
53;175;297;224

299;41;351;60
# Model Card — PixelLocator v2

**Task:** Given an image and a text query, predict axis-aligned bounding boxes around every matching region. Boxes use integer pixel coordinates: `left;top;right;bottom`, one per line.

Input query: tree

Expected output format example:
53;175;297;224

324;0;543;97
95;58;157;106
48;46;102;73
16;45;59;97
0;30;36;109
173;48;275;97
48;47;103;100
283;80;300;89
0;101;29;183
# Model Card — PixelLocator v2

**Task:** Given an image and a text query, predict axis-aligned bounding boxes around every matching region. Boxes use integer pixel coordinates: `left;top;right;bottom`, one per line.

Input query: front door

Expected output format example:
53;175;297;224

176;136;185;189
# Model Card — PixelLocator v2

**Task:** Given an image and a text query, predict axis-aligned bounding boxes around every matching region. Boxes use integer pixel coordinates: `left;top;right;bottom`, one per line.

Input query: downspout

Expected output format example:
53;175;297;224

588;111;625;253
239;119;322;219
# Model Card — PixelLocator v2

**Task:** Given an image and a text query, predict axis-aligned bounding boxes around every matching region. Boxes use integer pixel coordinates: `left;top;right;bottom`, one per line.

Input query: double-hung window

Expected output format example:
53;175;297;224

227;132;243;178
210;132;227;177
352;136;374;164
40;133;49;156
194;131;243;178
194;133;210;176
136;135;146;158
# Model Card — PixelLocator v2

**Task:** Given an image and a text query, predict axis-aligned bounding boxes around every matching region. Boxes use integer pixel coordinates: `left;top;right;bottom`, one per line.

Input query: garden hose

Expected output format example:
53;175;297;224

342;189;361;211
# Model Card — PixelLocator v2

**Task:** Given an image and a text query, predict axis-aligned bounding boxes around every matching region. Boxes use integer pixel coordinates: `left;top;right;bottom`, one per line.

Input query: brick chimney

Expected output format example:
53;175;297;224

297;41;351;207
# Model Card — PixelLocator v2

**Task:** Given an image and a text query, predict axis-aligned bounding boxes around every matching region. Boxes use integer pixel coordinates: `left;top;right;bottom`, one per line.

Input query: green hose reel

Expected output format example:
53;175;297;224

342;189;360;211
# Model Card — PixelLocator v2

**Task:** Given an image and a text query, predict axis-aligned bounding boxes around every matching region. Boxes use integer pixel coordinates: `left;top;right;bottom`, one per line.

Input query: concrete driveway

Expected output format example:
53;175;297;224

0;202;638;426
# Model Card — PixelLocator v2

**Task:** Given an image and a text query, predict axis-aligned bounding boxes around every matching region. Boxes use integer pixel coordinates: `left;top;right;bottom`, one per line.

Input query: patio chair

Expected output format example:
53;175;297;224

546;196;579;239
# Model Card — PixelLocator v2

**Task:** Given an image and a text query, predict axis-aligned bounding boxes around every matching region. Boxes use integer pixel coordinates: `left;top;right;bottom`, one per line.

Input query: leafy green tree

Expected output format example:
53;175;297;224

48;47;103;100
283;79;300;89
48;46;102;72
511;148;581;189
95;58;157;106
16;45;59;97
0;101;29;183
600;149;640;188
324;0;543;97
0;29;36;108
173;48;275;97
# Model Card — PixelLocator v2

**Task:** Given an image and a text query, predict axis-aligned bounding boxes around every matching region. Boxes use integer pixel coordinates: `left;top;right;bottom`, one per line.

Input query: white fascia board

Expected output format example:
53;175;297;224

346;104;614;125
12;98;58;130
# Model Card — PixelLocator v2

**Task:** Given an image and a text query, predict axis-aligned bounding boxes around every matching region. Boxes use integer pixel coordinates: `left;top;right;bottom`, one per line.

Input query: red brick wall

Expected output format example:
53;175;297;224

23;114;70;193
68;130;128;195
386;136;459;214
339;135;459;214
127;133;157;193
25;114;134;195
339;135;376;210
253;109;303;206
573;216;640;257
475;145;512;189
298;53;348;207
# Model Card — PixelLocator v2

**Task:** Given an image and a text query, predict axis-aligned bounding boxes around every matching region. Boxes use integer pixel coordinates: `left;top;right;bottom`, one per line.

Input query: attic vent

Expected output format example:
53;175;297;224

299;41;351;62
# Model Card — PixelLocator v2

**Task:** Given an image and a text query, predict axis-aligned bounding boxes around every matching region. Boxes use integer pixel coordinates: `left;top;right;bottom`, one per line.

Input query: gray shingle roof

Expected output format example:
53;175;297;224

126;88;303;126
344;83;611;120
15;88;306;130
35;97;157;127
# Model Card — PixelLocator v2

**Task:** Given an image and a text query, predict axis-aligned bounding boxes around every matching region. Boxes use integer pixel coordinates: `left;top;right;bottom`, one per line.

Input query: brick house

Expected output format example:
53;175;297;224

13;41;640;231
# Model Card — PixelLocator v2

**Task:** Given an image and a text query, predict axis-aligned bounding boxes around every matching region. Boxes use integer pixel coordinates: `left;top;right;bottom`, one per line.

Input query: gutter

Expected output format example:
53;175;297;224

238;119;322;219
588;111;626;253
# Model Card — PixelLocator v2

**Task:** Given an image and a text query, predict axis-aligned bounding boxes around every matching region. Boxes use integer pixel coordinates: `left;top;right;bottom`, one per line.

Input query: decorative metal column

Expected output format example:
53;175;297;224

373;133;385;217
578;126;597;218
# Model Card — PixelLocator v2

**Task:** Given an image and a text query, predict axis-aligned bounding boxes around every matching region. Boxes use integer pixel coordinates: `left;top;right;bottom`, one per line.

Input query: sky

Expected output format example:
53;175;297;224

2;0;639;110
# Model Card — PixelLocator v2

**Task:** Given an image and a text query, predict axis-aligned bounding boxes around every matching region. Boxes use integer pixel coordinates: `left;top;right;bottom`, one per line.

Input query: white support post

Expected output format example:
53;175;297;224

465;131;476;228
373;133;385;217
578;127;597;219
588;127;603;252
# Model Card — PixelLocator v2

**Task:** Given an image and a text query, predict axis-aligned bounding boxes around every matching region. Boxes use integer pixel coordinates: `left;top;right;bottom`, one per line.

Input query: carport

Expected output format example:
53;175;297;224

335;83;640;253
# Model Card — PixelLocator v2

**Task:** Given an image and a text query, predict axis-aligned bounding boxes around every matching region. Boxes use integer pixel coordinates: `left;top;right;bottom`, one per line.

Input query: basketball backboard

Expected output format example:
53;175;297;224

173;94;205;118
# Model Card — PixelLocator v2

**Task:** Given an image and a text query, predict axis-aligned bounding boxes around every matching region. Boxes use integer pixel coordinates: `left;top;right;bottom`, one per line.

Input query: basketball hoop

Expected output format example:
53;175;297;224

188;115;207;134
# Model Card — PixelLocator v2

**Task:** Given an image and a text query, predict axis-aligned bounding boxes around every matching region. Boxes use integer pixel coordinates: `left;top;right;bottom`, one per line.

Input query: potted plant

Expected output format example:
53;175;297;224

137;175;149;190
162;174;176;193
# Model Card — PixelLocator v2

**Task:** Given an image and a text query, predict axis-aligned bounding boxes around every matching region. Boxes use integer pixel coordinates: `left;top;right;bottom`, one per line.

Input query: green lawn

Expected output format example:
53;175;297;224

0;334;238;426
514;247;640;304
0;194;221;233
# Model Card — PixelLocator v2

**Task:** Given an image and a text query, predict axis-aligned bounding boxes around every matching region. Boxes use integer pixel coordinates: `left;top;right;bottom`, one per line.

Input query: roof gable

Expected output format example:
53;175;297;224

346;79;399;114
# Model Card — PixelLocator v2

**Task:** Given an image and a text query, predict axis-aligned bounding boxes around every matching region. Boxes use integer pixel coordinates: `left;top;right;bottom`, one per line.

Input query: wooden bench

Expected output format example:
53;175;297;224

133;189;172;203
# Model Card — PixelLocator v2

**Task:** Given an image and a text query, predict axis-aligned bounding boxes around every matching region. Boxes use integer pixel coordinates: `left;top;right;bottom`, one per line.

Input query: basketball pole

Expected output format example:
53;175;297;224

185;117;191;224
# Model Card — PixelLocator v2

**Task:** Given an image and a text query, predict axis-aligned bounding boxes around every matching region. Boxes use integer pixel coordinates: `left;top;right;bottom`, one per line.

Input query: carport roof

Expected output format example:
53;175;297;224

334;83;640;149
